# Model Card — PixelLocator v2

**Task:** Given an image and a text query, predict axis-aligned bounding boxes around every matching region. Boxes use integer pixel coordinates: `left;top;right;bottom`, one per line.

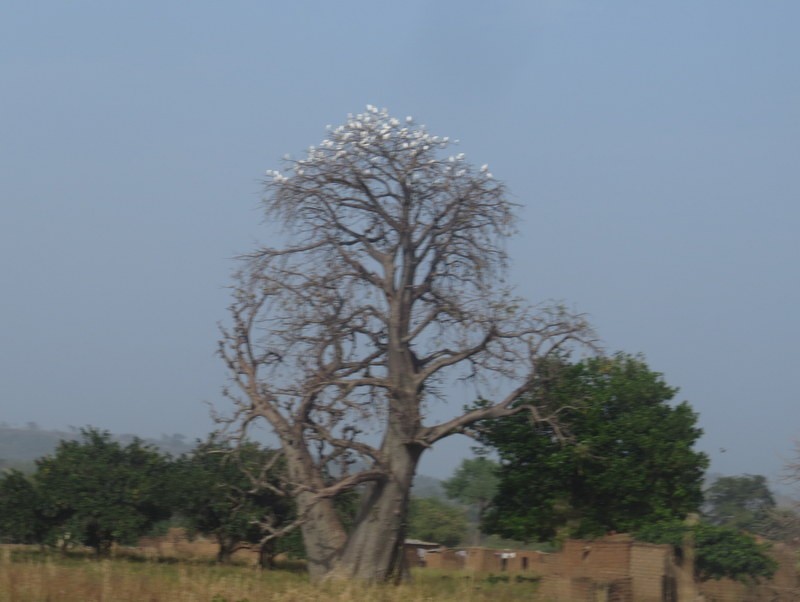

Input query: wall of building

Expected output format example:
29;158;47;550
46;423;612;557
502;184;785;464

422;548;464;571
629;542;673;602
413;535;797;602
560;538;633;582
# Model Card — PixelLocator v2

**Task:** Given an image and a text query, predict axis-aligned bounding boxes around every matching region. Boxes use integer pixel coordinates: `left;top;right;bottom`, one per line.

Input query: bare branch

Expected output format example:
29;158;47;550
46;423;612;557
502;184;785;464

218;106;598;580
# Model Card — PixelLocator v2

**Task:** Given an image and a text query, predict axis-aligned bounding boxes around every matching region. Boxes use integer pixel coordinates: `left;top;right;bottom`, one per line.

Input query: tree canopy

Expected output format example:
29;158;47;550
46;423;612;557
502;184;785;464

443;457;499;544
174;438;295;564
0;428;306;563
0;469;51;545
219;106;594;581
443;457;499;513
637;520;777;583
408;497;468;548
703;474;775;534
33;428;172;556
479;353;708;541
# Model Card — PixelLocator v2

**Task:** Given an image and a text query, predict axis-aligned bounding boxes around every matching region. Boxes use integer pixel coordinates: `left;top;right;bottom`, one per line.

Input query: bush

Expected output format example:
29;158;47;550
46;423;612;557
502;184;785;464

636;519;777;583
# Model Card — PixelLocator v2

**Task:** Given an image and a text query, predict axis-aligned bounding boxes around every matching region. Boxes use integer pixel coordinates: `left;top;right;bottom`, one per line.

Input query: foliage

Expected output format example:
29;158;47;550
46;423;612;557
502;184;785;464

634;519;689;548
693;523;777;583
34;427;172;555
636;519;777;583
480;354;708;541
411;475;447;500
219;106;594;580
443;457;499;515
174;438;295;564
703;474;775;534
408;497;469;547
443;457;499;544
0;469;51;544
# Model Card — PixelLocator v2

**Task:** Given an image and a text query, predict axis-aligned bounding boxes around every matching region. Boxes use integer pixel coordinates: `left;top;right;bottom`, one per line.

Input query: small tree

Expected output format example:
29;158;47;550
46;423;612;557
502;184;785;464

703;475;776;534
408;497;468;547
0;470;51;545
636;520;777;583
219;106;594;581
35;428;172;556
443;457;499;544
175;438;295;565
479;354;708;541
694;523;777;583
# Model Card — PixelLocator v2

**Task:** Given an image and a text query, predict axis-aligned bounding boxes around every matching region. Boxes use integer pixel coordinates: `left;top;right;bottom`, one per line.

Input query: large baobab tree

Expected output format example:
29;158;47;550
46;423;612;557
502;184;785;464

220;106;594;582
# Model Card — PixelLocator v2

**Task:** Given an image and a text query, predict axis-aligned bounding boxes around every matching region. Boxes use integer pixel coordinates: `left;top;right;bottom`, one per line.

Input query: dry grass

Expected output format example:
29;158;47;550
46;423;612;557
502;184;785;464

0;549;542;602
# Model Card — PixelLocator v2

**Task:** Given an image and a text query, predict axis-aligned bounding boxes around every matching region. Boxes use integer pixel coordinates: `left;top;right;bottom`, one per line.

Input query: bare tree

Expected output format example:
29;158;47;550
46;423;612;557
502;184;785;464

219;106;594;582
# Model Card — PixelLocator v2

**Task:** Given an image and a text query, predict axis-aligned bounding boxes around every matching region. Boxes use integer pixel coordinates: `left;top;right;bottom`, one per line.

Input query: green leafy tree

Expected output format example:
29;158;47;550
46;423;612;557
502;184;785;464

0;470;52;544
703;475;775;534
480;354;708;541
175;438;295;565
35;428;172;556
636;520;777;583
408;497;468;547
443;457;499;544
444;457;499;515
694;523;777;583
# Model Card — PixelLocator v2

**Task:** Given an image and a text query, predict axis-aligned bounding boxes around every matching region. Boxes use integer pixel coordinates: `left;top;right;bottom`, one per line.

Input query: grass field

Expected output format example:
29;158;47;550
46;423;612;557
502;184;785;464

0;549;542;602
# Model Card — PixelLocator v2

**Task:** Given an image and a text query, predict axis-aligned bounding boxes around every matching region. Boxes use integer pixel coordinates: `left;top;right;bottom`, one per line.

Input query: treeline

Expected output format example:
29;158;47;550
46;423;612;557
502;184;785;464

0;430;300;566
1;354;794;584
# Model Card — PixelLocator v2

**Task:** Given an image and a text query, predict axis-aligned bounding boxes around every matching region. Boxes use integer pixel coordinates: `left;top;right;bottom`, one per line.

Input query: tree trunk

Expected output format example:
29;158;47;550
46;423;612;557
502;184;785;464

324;437;421;583
283;441;348;580
216;536;235;564
297;492;348;580
258;540;276;570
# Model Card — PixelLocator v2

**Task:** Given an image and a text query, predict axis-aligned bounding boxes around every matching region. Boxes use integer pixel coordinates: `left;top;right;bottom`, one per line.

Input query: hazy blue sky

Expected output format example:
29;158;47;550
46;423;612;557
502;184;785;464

2;2;798;484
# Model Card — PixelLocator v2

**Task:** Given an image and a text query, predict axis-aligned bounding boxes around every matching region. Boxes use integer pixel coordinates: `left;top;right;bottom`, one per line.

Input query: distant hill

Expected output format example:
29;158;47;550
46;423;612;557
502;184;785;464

0;424;194;471
412;474;446;499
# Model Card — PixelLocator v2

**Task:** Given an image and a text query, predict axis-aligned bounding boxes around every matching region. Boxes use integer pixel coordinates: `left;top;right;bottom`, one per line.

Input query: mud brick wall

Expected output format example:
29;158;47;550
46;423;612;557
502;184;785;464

537;574;572;601
628;543;671;602
506;550;556;576
547;539;671;602
423;549;464;570
413;535;797;602
560;539;632;581
699;579;755;602
766;543;799;597
463;547;500;571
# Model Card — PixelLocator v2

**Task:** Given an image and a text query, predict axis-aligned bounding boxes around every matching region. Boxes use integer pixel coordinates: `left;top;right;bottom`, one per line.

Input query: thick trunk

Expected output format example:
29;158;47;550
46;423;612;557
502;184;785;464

282;442;348;581
325;437;421;582
287;270;425;583
297;492;348;580
286;429;422;583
